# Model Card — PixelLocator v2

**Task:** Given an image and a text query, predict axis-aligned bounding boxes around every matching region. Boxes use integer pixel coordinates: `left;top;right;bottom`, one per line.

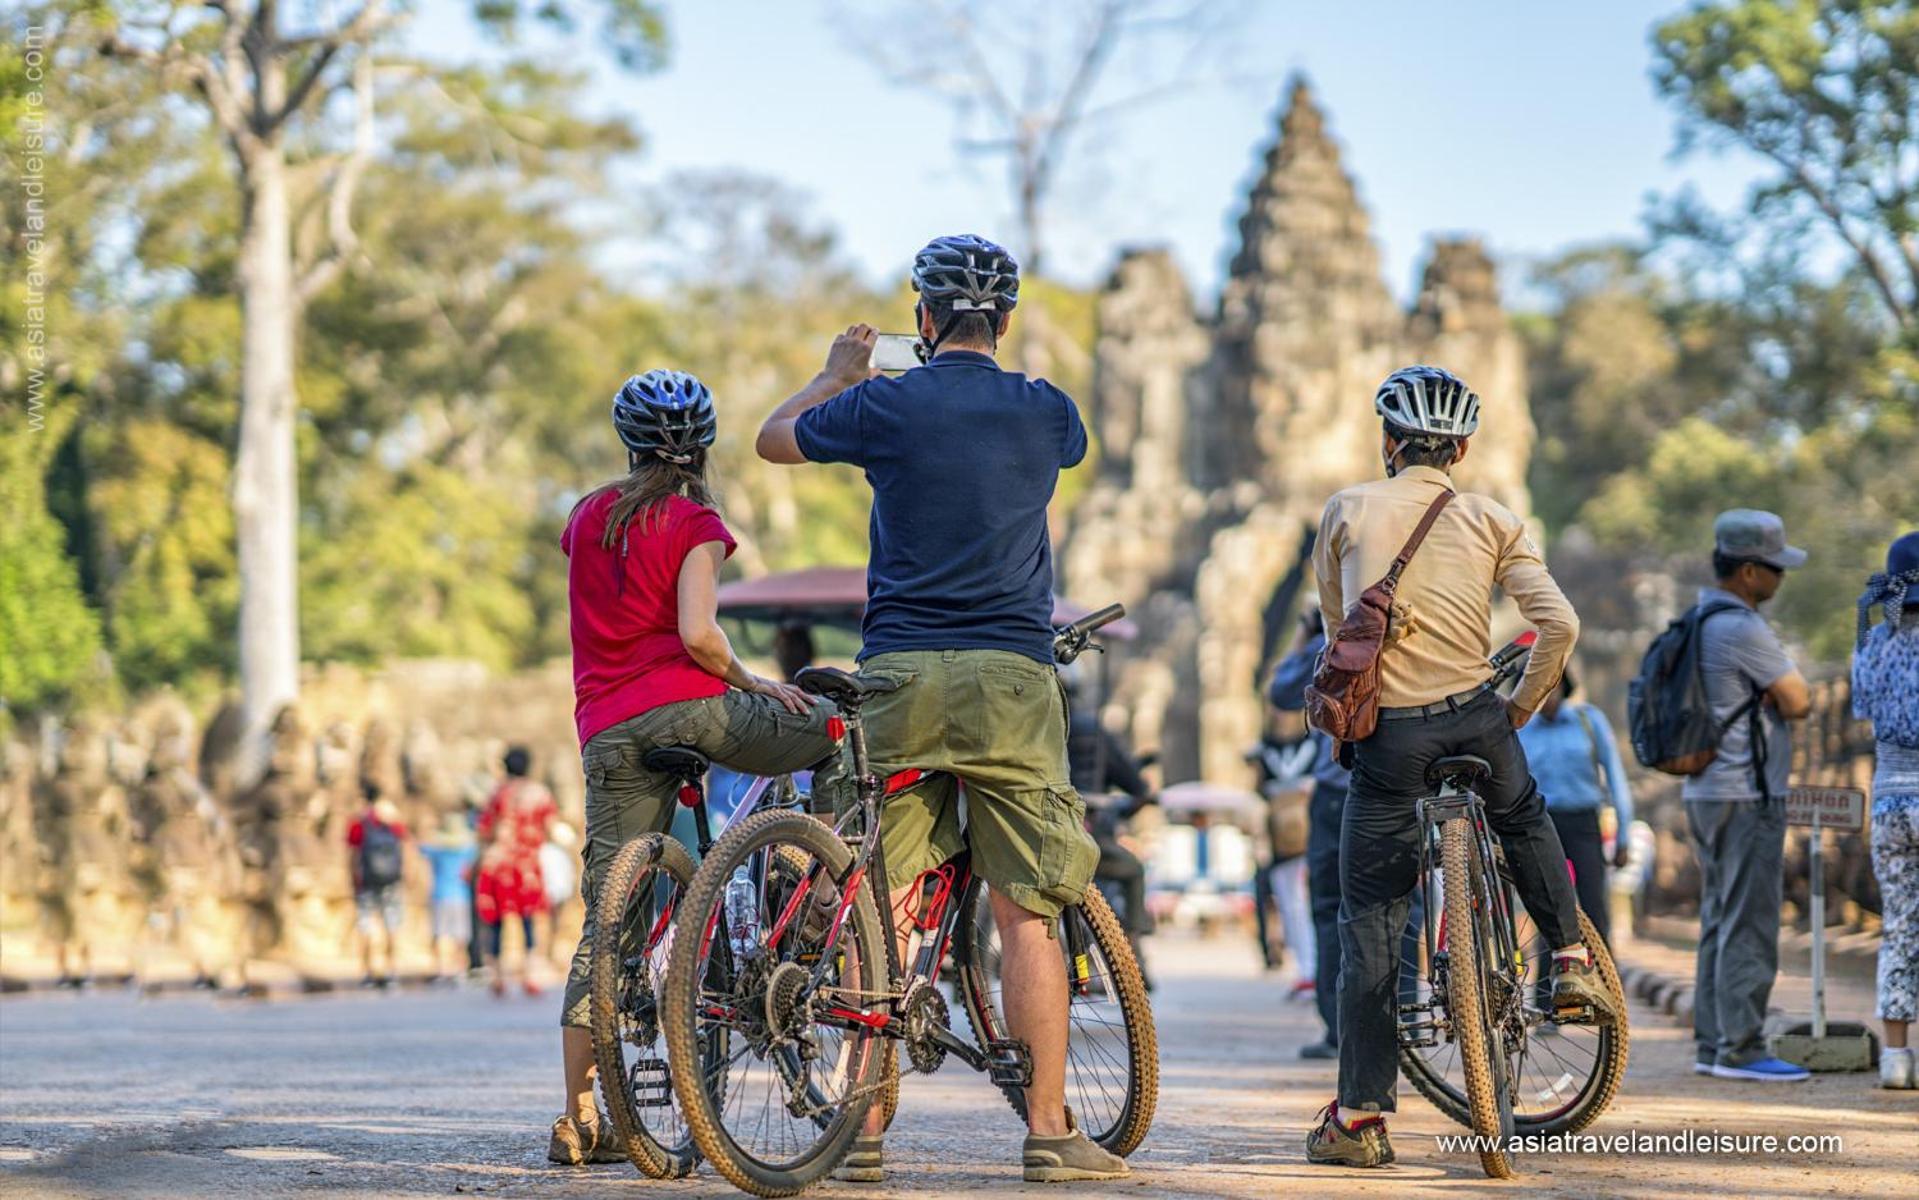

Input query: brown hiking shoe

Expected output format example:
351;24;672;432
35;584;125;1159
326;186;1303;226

1022;1108;1129;1182
1551;956;1621;1024
1306;1104;1394;1168
547;1112;628;1165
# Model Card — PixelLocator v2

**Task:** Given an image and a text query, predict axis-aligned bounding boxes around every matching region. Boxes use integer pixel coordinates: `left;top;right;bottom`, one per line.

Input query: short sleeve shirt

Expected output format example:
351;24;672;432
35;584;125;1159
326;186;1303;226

795;350;1086;663
1682;587;1796;803
562;491;737;744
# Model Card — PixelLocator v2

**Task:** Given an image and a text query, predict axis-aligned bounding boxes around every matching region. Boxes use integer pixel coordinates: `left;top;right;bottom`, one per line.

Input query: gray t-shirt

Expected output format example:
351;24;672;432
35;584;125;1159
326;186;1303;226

1681;587;1796;803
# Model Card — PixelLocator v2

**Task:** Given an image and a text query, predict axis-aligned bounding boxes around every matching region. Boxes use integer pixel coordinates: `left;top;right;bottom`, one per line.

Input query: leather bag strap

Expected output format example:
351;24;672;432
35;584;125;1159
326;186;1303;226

1382;491;1456;589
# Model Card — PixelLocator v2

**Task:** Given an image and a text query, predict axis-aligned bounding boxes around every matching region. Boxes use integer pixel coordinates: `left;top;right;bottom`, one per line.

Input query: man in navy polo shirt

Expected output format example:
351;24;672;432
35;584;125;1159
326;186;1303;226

758;235;1125;1184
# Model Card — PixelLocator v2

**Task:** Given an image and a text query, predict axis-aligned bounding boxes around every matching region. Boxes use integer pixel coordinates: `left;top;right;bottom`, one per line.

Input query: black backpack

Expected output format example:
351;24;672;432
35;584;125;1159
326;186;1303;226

1626;599;1768;793
358;820;404;890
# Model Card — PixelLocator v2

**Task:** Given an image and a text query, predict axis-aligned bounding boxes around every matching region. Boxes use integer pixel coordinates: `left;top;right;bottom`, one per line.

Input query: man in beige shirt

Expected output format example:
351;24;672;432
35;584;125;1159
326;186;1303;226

1304;365;1617;1170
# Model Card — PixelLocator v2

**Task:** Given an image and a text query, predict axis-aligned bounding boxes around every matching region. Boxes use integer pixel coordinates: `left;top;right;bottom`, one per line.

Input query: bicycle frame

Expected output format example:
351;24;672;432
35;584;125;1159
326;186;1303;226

1403;783;1526;1051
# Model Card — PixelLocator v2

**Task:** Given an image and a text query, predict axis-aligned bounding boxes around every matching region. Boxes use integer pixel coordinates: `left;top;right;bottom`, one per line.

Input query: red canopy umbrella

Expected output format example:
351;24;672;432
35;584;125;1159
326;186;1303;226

716;565;1136;639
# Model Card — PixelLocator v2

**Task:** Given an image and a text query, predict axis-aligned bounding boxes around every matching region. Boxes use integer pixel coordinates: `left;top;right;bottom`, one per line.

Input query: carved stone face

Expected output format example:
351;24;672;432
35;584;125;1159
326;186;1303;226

57;722;110;783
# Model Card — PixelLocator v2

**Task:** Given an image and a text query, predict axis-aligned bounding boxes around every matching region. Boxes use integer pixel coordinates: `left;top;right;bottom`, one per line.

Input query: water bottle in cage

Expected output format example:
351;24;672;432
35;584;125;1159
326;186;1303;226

725;866;760;960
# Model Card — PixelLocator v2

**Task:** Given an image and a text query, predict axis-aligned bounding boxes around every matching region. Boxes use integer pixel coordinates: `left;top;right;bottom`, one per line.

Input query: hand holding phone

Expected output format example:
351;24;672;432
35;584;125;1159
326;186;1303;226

871;333;922;374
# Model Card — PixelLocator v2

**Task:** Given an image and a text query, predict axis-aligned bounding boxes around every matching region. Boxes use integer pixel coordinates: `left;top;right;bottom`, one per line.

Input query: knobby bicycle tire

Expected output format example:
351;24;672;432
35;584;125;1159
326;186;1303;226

661;808;887;1198
954;880;1158;1156
1400;902;1629;1136
590;833;700;1177
1439;818;1516;1180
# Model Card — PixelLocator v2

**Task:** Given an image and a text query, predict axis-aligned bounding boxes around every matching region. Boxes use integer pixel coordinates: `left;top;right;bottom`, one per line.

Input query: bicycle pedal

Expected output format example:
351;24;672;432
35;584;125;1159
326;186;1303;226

628;1057;673;1107
984;1038;1034;1088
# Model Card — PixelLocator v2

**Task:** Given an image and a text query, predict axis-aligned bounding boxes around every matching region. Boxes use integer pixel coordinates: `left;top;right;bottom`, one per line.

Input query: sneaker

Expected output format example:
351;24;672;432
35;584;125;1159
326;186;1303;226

1022;1108;1129;1182
832;1134;884;1183
1298;1040;1339;1060
1550;956;1620;1024
1692;1059;1714;1076
1711;1056;1810;1082
547;1112;628;1165
1879;1047;1916;1090
1305;1103;1393;1168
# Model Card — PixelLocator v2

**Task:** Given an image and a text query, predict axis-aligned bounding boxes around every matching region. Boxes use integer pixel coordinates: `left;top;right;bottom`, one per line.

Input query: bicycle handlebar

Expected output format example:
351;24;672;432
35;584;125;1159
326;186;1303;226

1053;603;1126;665
1487;630;1537;687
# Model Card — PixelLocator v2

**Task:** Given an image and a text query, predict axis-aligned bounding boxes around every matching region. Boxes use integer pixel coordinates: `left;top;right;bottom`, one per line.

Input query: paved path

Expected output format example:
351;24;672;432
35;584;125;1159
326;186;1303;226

1;933;1910;1198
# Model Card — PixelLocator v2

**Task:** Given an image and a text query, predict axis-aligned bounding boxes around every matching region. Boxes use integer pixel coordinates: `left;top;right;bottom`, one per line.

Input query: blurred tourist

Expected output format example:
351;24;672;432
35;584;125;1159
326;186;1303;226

1684;510;1812;1082
1067;668;1157;988
1852;530;1919;1090
419;811;477;984
538;820;581;973
1516;667;1633;948
346;783;408;988
475;745;556;1000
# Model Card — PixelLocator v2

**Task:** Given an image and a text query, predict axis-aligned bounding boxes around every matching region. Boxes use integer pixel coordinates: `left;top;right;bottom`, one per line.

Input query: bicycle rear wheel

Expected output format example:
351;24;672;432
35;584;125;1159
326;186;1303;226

590;833;700;1177
1438;817;1516;1179
662;808;888;1198
954;880;1157;1155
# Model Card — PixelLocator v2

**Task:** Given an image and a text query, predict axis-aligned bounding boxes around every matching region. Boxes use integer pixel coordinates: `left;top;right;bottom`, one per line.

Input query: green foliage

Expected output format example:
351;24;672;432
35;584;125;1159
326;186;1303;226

0;407;106;712
1651;0;1919;332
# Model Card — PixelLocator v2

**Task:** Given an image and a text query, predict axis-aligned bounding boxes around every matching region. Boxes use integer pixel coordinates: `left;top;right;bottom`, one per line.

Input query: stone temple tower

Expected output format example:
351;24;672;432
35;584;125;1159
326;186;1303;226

1064;75;1536;785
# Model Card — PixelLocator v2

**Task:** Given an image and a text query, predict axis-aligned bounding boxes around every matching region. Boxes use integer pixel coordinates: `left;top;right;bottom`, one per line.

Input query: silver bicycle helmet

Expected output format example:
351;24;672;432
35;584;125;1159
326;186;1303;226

1374;365;1480;438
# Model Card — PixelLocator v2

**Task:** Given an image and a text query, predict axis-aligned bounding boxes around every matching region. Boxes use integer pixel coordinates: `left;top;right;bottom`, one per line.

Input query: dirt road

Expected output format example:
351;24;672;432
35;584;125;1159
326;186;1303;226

1;933;1909;1198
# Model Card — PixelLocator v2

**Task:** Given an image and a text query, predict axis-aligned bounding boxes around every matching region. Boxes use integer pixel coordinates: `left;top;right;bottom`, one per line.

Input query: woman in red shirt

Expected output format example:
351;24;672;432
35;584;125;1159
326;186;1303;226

550;369;844;1166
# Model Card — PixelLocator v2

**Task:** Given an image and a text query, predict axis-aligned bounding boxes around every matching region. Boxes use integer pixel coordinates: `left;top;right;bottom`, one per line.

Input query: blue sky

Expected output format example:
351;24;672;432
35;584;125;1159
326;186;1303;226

411;1;1763;306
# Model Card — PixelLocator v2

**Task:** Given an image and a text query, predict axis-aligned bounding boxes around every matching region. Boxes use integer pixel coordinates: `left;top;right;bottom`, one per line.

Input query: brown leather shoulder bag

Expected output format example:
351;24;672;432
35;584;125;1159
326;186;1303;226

1304;490;1455;746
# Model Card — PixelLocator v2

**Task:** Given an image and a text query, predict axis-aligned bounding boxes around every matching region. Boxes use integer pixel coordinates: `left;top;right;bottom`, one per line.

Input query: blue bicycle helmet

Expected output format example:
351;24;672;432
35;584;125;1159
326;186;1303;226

611;370;717;463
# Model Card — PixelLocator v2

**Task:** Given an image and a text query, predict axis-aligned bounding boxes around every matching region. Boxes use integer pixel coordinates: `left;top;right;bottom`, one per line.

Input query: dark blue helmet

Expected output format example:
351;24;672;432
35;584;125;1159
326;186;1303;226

912;235;1020;314
612;370;717;462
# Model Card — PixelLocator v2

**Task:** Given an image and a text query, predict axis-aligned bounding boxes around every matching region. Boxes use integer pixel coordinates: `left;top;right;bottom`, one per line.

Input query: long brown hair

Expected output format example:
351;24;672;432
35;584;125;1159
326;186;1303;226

582;449;720;550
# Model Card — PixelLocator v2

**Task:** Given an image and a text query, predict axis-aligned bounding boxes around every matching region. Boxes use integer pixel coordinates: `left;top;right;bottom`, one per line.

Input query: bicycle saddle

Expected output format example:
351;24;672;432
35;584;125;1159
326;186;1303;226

1425;754;1492;788
642;746;710;780
794;666;902;706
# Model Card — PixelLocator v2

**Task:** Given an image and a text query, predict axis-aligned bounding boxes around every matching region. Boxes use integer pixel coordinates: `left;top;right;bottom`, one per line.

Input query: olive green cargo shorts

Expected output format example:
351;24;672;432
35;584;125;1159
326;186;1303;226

857;649;1098;927
561;690;847;1028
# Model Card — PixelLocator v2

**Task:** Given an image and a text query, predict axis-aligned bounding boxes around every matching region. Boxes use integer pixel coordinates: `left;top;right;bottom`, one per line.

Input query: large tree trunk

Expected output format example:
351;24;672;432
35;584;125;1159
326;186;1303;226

232;143;301;781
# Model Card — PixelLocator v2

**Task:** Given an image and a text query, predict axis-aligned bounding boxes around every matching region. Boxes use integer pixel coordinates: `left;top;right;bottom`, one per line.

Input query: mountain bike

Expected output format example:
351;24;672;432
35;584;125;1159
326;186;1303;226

589;751;811;1177
661;605;1157;1197
1393;634;1629;1179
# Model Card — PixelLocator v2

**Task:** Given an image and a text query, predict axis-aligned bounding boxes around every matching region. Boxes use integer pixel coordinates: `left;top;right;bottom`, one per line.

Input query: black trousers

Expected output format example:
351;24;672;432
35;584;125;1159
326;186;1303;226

1549;808;1610;948
1337;689;1583;1113
1308;779;1424;1046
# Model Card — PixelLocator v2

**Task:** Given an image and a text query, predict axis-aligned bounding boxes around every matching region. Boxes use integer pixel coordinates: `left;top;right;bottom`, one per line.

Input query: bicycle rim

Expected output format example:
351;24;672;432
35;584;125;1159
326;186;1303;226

955;880;1158;1155
1438;818;1516;1179
662;809;885;1198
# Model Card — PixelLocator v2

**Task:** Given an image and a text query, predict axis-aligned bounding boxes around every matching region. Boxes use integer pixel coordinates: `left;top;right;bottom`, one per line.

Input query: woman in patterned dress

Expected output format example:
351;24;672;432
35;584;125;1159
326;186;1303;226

1852;530;1919;1090
475;745;556;998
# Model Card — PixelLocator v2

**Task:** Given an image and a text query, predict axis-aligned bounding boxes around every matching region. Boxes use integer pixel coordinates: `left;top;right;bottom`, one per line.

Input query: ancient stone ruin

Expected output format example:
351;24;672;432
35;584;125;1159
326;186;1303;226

1064;77;1535;784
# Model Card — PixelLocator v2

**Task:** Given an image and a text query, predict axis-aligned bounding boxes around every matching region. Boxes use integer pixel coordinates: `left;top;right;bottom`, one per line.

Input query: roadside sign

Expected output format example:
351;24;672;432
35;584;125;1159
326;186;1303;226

1784;786;1866;832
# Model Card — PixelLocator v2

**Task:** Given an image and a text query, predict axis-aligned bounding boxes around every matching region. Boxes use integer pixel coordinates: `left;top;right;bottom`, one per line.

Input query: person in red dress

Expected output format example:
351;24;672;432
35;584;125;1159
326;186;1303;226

475;745;555;998
548;369;848;1166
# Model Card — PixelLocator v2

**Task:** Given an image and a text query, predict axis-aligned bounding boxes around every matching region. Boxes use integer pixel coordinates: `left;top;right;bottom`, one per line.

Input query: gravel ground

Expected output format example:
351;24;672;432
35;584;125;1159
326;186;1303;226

0;931;1910;1198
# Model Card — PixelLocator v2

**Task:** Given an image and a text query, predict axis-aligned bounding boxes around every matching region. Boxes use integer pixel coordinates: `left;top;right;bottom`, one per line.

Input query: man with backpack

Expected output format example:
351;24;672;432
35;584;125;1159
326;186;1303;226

1302;366;1614;1168
347;783;409;987
1631;509;1811;1081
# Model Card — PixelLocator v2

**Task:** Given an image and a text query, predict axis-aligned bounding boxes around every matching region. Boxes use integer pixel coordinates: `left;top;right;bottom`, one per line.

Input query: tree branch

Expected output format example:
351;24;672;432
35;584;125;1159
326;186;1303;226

296;55;374;304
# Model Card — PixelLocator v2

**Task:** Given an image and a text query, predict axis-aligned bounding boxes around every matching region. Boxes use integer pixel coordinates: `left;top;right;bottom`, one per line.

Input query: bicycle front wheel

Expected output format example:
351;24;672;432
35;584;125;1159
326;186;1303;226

590;833;700;1177
662;808;888;1198
954;880;1158;1155
1438;817;1516;1180
1400;895;1628;1136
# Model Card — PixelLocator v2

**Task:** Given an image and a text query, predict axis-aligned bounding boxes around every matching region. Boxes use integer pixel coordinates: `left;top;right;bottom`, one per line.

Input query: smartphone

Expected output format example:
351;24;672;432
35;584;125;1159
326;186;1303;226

871;333;922;373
